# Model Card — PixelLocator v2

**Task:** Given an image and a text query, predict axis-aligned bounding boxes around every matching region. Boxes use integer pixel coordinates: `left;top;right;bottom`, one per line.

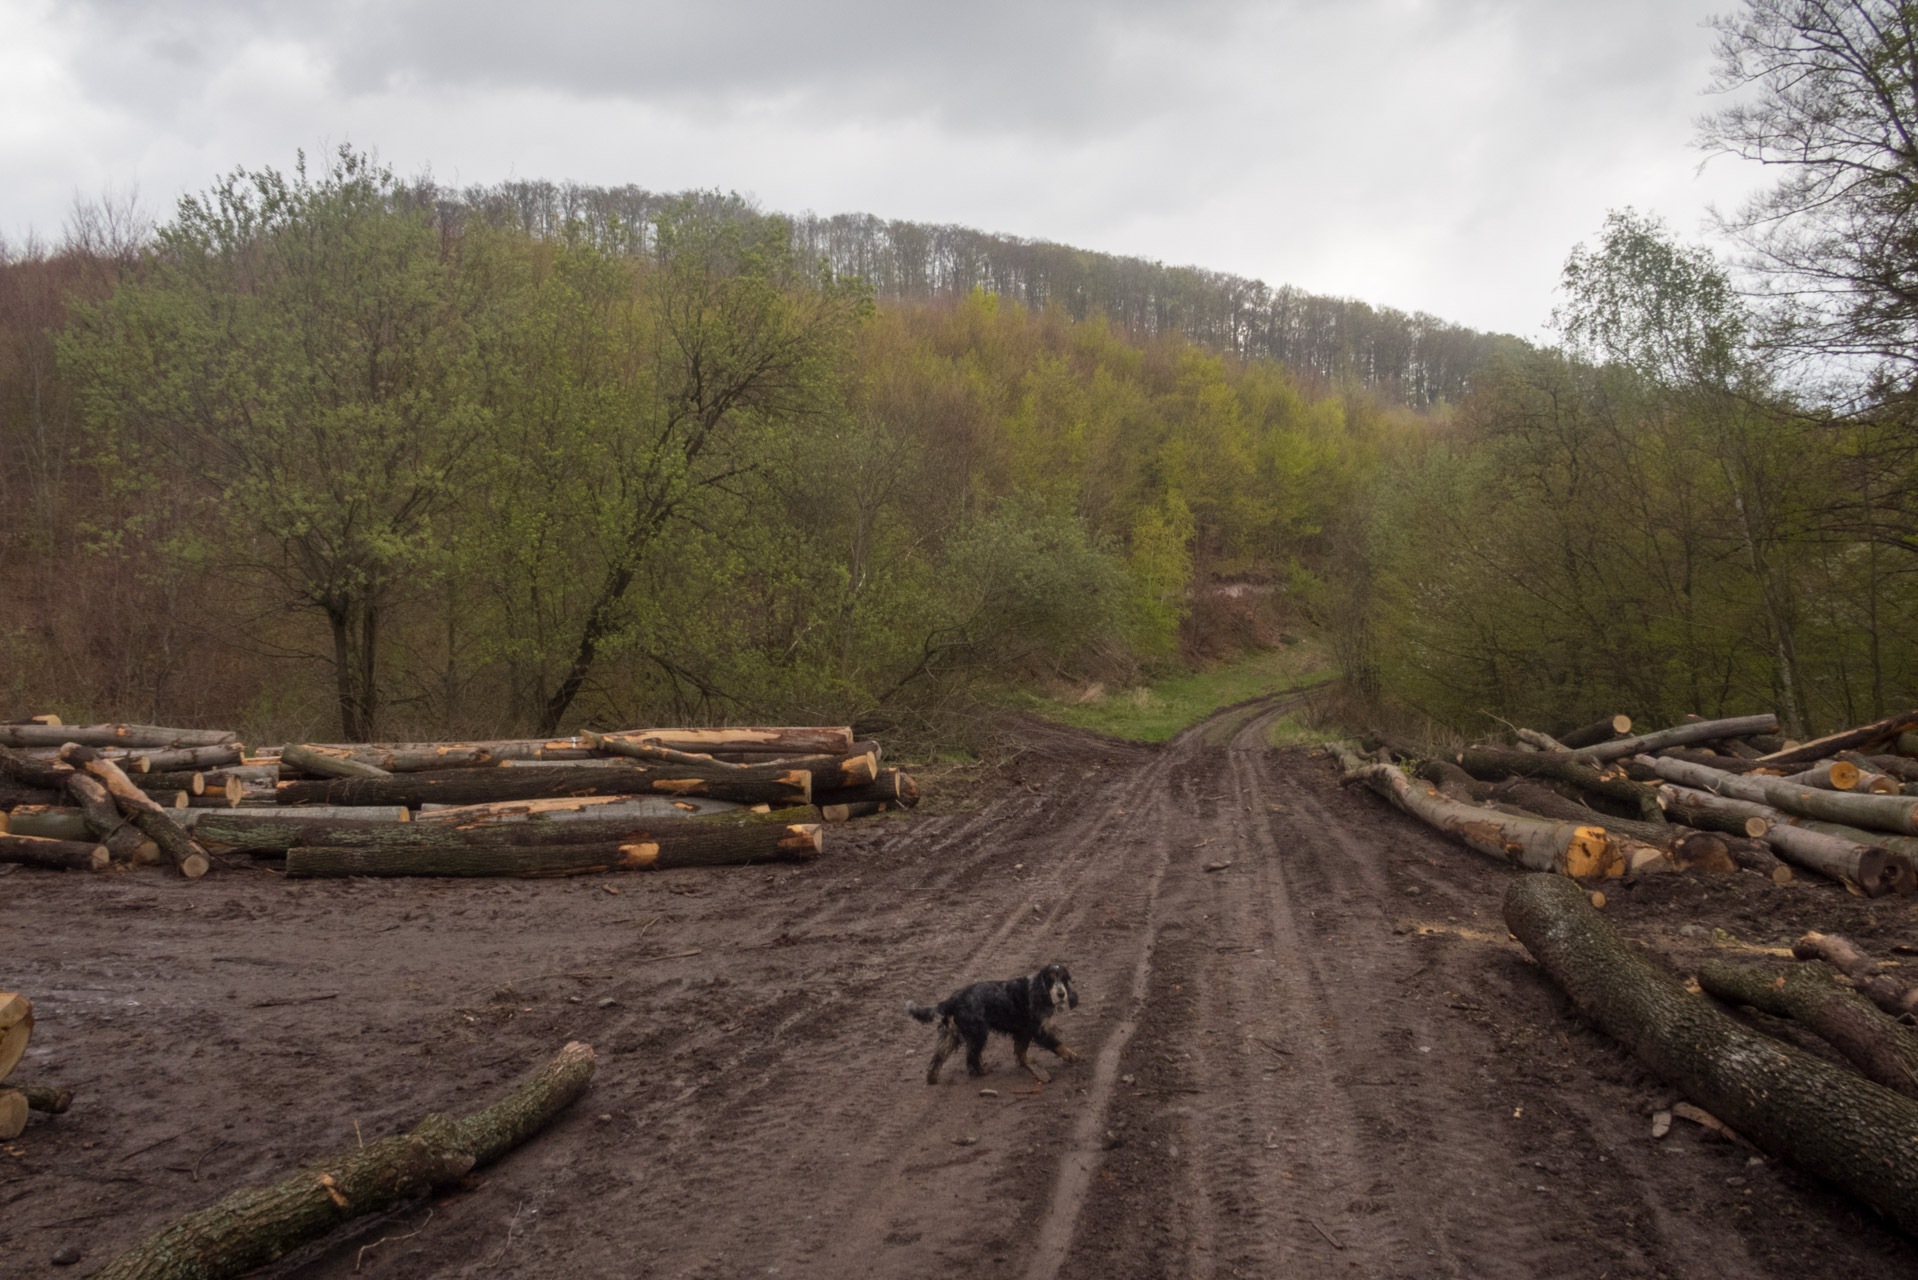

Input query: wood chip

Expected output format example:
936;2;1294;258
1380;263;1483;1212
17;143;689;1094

1204;860;1233;872
1651;1110;1673;1139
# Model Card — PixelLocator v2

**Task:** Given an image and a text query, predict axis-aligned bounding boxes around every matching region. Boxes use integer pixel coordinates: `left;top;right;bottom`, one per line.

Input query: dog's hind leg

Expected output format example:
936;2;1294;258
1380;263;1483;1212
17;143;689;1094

1013;1035;1051;1085
926;1022;961;1085
961;1022;990;1077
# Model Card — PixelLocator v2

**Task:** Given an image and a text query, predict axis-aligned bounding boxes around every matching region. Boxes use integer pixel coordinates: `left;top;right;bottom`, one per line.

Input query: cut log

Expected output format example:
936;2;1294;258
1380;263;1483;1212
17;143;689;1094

0;723;236;749
275;760;811;809
136;770;205;797
1329;742;1623;877
1639;753;1918;838
1;804;89;841
63;774;158;862
0;783;64;808
1785;760;1862;791
58;744;211;878
1833;752;1906;794
1517;728;1570;752
1578;714;1781;763
90;1041;596;1280
1447;745;1663;822
605;726;855;756
0;833;110;871
1898;732;1918;758
1699;959;1918;1098
0;1089;25;1140
196;807;765;855
187;810;414;853
815;768;917;809
0;744;74;789
0;991;32;1080
1656;747;1773;775
279;743;392;780
1505;873;1918;1237
581;729;739;769
1557;715;1634;750
820;800;893;822
129;745;246;773
1793;933;1918;1021
1414;759;1491;803
1757;710;1918;769
295;737;599;763
16;1083;72;1113
1864;754;1918;784
286;824;822;877
414;796;737;822
1653;782;1900;893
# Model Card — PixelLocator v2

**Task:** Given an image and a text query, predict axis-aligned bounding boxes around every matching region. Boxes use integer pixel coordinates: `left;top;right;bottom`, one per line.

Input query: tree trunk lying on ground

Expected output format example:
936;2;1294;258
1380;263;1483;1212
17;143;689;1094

1643;752;1918;844
91;1041;596;1280
1329;743;1629;877
0;833;109;871
1698;959;1918;1099
275;761;812;809
413;796;735;822
59;745;210;878
1446;745;1664;822
1483;779;1735;871
1558;715;1634;750
1757;709;1918;770
64;774;159;863
1793;933;1918;1020
1576;713;1781;764
1415;759;1491;803
0;723;237;750
1504;873;1918;1238
604;726;855;756
13;1082;71;1113
285;822;822;877
1653;782;1903;894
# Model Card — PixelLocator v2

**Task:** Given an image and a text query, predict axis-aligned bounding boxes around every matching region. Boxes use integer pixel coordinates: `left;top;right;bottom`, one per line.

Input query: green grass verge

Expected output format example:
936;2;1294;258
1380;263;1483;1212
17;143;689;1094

1022;639;1335;743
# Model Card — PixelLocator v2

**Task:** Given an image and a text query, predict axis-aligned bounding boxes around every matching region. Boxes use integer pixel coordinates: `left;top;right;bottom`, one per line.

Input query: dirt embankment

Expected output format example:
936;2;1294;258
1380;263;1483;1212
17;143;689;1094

4;696;1916;1277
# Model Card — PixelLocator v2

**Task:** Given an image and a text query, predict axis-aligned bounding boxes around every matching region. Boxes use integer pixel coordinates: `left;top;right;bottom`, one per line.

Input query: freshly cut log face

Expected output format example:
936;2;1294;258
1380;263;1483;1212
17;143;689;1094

285;824;822;877
1652;780;1903;894
0;833;110;871
0;723;237;749
1642;754;1918;838
0;991;32;1081
0;1089;26;1141
59;744;212;878
1505;874;1918;1237
814;768;918;809
276;761;812;808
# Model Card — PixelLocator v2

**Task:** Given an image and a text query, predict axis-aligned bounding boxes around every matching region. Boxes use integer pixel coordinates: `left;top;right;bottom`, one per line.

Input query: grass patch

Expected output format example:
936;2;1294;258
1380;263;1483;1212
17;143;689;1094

1024;639;1335;743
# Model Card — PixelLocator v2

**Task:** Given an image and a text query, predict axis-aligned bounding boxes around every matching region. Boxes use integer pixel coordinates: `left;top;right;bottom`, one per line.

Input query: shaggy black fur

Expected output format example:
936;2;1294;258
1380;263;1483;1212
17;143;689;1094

905;963;1080;1084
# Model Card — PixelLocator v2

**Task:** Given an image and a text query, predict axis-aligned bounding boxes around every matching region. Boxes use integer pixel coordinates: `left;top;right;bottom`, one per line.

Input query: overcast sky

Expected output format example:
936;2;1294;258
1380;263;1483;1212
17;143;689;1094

0;0;1764;338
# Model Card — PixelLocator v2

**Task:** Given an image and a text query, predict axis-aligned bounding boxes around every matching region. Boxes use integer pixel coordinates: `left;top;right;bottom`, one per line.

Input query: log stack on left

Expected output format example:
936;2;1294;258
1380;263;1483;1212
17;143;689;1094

0;735;208;877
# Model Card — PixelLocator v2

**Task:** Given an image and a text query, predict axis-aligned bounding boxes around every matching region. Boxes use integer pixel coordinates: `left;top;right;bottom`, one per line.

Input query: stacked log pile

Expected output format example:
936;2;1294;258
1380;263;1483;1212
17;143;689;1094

0;718;919;878
1336;707;1918;894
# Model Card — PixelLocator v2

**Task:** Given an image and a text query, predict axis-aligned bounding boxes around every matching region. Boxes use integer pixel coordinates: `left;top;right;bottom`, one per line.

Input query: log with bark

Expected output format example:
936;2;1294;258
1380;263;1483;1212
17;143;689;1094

64;773;160;863
1782;760;1862;791
1655;747;1774;774
814;767;918;810
1640;753;1918;837
1864;754;1918;784
820;800;893;822
14;1082;71;1113
1792;933;1918;1021
0;1089;25;1141
1505;873;1918;1237
1516;728;1571;752
413;796;735;822
0;722;237;750
606;726;856;756
0;743;73;789
0;833;110;871
91;1041;596;1280
58;744;211;878
1653;782;1902;893
279;743;392;780
1557;715;1634;749
1446;745;1664;822
1757;710;1918;770
1698;959;1918;1099
1576;713;1781;763
0;783;65;808
293;737;598;764
1415;759;1491;803
275;760;812;809
1330;742;1626;877
1;804;91;841
285;822;822;877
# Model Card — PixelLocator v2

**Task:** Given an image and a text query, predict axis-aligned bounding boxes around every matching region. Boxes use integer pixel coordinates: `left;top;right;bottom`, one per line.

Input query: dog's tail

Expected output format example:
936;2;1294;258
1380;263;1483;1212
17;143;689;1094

904;1000;940;1024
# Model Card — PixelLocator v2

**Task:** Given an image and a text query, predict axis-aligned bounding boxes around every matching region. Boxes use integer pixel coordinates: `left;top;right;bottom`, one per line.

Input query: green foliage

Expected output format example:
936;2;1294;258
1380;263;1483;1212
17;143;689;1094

1025;639;1334;743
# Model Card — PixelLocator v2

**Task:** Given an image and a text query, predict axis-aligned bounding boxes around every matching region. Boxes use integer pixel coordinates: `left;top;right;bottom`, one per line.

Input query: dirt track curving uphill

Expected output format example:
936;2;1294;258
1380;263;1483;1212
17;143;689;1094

5;695;1917;1277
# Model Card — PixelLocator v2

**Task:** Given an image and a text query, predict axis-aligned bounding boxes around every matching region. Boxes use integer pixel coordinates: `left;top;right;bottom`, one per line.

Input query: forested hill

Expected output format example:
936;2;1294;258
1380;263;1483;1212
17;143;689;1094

454;181;1520;408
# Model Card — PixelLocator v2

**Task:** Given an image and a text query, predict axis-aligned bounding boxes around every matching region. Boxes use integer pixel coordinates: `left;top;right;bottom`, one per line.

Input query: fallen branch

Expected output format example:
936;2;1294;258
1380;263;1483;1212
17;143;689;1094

1699;959;1918;1098
1793;933;1918;1021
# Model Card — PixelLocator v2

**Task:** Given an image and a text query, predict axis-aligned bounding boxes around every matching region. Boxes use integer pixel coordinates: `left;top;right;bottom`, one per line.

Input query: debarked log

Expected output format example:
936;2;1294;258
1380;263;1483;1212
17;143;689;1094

275;761;812;808
1698;959;1918;1099
606;726;855;756
1505;873;1918;1237
1330;742;1624;877
279;743;393;780
90;1041;595;1280
1641;754;1918;841
284;824;822;877
1757;709;1918;770
0;833;110;871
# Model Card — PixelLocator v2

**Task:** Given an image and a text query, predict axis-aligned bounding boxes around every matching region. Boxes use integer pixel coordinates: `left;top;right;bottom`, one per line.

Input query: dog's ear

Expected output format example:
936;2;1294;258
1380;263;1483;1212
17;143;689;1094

1067;981;1079;1009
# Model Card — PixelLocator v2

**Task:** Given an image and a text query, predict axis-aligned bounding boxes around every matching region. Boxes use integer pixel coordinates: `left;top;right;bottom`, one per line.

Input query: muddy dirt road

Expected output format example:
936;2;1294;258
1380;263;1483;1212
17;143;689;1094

6;696;1917;1278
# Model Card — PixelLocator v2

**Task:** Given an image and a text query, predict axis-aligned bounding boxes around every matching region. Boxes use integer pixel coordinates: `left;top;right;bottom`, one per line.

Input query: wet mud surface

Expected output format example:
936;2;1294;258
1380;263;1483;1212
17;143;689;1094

6;697;1918;1278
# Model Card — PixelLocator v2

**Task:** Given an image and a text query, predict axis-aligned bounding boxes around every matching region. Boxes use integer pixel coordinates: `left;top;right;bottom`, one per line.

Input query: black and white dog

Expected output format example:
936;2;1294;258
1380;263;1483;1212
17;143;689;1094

906;964;1079;1084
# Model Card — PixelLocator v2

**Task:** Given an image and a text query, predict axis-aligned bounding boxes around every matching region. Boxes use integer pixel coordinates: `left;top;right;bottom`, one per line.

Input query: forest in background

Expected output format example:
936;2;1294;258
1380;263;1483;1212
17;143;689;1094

4;1;1916;747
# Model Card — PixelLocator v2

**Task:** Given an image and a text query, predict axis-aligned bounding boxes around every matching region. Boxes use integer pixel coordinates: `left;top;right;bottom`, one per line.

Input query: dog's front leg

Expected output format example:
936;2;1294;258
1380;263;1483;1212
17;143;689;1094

1014;1036;1051;1084
1035;1025;1078;1064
